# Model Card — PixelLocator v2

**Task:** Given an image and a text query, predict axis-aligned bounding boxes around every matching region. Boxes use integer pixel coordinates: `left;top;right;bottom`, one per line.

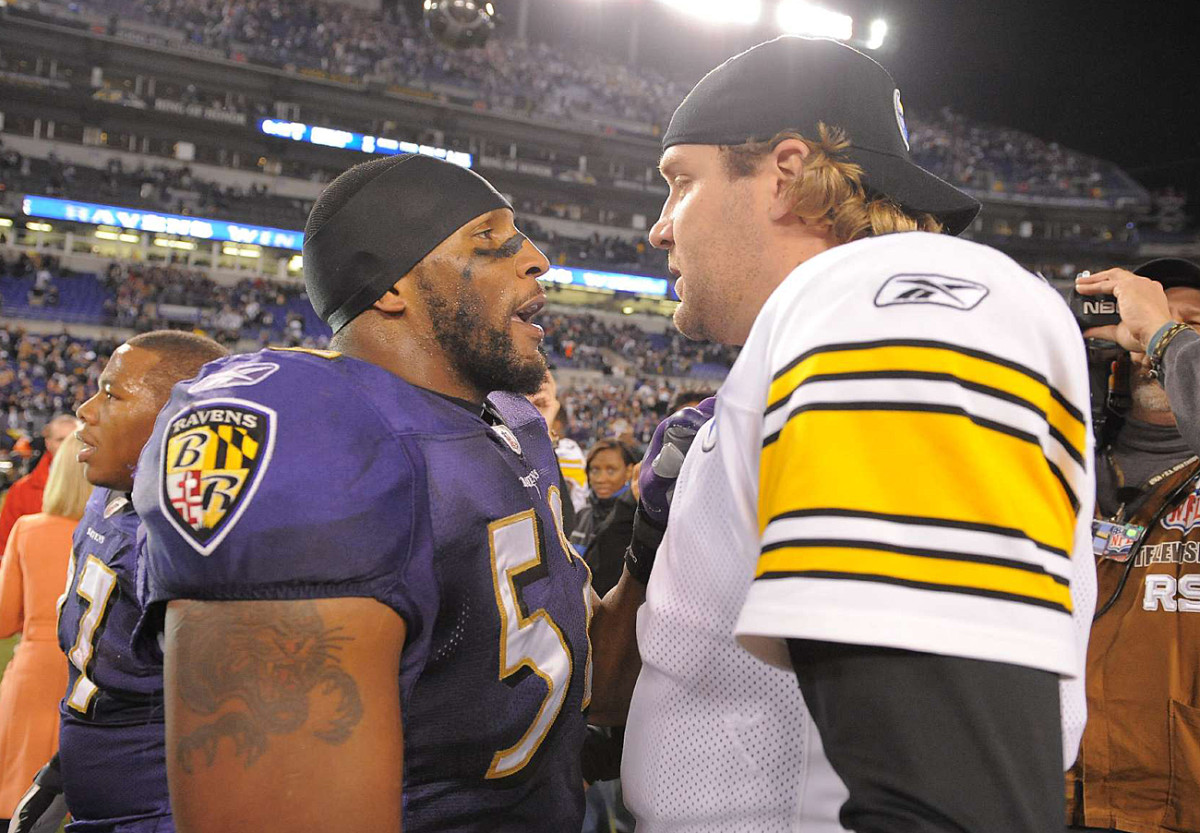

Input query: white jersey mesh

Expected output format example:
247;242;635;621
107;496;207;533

622;392;850;833
1061;507;1097;766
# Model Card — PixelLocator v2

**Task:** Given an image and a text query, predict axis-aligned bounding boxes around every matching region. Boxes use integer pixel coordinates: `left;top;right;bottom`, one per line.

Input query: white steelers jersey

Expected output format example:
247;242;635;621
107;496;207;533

555;436;590;513
622;231;1097;832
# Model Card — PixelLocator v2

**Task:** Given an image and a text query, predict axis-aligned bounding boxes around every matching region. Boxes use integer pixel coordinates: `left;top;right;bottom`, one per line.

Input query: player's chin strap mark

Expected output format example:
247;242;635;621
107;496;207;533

474;232;527;260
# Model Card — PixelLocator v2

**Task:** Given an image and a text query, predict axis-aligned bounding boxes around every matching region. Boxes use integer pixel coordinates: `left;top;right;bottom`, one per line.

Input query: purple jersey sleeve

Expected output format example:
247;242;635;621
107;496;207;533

132;351;437;638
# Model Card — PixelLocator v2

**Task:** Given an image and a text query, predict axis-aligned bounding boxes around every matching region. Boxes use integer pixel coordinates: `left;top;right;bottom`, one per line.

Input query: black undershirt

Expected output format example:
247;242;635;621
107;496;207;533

787;639;1063;833
429;388;491;419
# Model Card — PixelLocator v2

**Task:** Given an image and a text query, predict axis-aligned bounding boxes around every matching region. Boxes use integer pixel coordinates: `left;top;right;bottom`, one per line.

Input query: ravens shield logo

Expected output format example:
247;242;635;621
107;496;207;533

159;400;276;555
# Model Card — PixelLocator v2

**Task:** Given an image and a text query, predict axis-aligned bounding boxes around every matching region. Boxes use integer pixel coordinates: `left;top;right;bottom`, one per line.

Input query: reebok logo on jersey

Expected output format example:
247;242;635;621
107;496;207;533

874;273;990;311
159;398;277;556
188;361;280;393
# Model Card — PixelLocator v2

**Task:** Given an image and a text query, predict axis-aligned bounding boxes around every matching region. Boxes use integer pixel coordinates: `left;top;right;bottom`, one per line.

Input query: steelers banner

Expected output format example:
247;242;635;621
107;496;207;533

158;400;276;555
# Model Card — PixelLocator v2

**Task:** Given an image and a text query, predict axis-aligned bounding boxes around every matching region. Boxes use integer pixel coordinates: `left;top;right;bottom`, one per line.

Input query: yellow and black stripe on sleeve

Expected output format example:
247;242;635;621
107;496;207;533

757;338;1086;614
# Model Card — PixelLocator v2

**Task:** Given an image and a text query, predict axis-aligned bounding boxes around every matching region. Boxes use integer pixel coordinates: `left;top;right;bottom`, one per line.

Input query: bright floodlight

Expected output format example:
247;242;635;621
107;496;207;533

655;0;763;25
865;19;888;49
775;1;853;40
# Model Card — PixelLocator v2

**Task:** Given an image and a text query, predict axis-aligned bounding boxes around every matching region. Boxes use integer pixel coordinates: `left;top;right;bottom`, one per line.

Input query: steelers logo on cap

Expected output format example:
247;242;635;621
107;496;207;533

893;88;910;151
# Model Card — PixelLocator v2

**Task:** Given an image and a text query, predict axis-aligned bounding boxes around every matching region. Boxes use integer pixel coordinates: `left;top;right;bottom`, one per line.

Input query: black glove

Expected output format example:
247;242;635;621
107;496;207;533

581;725;625;784
8;754;68;833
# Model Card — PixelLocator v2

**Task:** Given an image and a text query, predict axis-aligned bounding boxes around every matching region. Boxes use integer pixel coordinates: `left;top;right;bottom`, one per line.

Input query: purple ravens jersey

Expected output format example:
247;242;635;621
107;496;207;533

132;349;592;832
57;488;172;832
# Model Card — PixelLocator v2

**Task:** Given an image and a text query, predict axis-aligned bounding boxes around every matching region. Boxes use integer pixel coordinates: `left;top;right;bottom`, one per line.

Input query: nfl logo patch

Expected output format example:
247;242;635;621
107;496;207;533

159;399;276;555
1162;482;1200;534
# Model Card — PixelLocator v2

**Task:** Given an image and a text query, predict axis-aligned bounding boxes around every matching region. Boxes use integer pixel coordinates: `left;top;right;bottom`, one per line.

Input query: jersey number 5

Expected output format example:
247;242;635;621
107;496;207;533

64;555;119;713
486;510;574;779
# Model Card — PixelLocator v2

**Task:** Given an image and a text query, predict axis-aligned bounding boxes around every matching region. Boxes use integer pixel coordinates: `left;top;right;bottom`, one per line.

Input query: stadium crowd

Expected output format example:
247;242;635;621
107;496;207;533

4;254;735;375
908;108;1134;199
559;379;700;451
98;261;314;345
53;0;689;125
0;328;112;439
0;305;720;460
8;1;1141;204
0;142;672;278
524;309;738;378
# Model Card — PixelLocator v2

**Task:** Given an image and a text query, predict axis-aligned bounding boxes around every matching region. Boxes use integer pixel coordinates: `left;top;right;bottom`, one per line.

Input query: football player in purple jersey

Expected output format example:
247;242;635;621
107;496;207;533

9;331;227;833
134;156;602;832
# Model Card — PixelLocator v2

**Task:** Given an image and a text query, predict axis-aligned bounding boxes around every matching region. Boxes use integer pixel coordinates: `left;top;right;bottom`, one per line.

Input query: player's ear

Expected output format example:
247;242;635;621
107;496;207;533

767;138;809;222
372;277;408;315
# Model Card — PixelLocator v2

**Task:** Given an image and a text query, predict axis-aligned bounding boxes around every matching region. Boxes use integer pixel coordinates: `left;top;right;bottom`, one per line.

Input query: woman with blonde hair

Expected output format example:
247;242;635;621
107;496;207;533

0;430;91;825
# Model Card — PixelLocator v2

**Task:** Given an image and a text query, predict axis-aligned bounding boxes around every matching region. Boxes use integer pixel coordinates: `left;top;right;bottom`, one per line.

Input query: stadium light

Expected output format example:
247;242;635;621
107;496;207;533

222;244;261;258
0;218;13;227
154;238;196;250
865;19;887;49
26;222;53;232
654;0;763;26
775;1;852;40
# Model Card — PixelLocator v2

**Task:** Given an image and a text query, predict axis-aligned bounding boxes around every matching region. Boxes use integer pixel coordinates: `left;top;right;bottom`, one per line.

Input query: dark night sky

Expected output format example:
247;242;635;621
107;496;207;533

514;0;1200;213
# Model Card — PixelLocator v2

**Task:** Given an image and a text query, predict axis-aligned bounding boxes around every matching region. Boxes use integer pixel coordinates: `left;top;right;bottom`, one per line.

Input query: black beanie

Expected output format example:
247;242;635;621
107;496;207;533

303;154;512;332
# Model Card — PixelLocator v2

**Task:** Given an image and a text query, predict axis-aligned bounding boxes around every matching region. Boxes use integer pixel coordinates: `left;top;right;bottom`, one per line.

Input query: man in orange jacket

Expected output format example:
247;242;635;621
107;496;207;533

0;415;79;554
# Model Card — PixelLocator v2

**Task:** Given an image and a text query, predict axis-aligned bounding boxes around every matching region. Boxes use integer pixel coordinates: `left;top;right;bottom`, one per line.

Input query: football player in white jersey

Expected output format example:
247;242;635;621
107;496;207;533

611;35;1098;833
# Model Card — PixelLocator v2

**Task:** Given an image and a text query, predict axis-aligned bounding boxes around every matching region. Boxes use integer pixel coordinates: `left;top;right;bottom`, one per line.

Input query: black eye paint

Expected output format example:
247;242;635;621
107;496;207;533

474;232;526;260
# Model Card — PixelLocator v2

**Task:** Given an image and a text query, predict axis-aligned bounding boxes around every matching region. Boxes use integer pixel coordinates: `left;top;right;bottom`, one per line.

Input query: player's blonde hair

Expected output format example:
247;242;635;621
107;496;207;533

42;433;93;521
719;123;944;244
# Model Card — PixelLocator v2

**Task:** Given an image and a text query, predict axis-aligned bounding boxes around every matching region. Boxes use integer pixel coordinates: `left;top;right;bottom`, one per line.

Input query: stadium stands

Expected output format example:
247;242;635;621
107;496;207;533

908;108;1146;202
6;0;1149;205
0;0;1180;462
0;326;113;435
45;0;690;127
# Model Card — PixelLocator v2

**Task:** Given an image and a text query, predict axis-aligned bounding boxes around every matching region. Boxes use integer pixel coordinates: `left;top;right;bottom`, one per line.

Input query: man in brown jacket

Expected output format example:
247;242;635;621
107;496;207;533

1071;257;1200;833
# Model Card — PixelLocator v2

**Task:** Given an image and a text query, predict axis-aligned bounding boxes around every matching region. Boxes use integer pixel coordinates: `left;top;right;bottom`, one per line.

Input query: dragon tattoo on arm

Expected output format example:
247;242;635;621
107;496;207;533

172;601;364;773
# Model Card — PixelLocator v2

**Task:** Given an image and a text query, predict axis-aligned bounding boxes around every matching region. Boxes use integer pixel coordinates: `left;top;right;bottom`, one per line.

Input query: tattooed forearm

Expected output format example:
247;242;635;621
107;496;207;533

171;600;364;773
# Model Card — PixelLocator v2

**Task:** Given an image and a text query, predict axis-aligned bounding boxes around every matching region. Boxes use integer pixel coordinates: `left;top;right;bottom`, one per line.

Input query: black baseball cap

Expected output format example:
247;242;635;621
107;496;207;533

663;36;981;236
1132;257;1200;291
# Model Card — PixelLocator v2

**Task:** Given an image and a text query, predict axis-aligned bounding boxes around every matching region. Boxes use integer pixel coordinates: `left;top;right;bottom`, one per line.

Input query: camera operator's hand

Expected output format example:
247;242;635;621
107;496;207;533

1076;268;1173;354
